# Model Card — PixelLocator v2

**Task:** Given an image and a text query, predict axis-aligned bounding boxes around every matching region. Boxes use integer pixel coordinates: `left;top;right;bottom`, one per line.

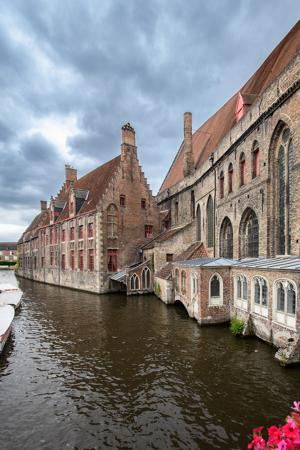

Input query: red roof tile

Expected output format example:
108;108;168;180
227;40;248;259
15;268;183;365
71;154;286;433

159;21;300;193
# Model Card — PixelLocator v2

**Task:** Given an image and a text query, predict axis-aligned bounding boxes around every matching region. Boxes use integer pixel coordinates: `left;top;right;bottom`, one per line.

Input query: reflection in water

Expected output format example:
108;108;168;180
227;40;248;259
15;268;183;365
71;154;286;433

0;271;299;450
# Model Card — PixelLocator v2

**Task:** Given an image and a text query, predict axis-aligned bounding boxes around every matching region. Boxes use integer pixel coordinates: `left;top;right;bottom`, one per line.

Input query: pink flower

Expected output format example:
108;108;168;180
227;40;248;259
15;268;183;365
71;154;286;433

292;402;300;412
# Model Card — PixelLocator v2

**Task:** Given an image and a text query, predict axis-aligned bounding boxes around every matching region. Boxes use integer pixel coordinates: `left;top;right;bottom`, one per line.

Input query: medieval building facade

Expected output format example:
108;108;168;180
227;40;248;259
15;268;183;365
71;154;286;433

17;124;159;293
148;22;300;364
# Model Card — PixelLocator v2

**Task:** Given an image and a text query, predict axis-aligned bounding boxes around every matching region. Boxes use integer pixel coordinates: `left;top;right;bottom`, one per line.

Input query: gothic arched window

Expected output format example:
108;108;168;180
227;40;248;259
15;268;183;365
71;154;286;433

181;271;186;295
239;208;259;258
141;267;151;290
130;273;140;291
252;142;260;179
277;127;293;255
219;171;224;199
228;163;233;193
209;274;223;306
196;204;201;241
207;196;214;248
219;217;233;258
240;152;246;186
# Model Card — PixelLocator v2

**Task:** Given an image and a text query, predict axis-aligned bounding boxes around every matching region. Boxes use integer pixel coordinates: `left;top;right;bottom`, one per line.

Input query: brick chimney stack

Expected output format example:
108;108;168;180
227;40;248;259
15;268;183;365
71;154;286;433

183;112;194;177
65;164;77;185
121;123;137;162
40;200;47;211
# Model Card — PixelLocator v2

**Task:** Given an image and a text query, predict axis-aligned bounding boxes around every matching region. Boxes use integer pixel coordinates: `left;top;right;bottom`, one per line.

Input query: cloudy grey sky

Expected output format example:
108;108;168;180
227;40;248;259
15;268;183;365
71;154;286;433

0;0;299;241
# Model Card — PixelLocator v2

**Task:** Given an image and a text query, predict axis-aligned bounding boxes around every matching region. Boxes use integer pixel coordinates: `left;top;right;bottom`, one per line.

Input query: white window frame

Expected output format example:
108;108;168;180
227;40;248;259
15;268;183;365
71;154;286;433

234;274;248;310
209;273;223;306
273;279;297;329
130;273;140;291
252;276;268;318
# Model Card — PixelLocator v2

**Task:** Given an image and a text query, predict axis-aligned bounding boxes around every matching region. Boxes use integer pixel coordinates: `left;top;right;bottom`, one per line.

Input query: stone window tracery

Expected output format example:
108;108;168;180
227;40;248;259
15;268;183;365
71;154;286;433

239;208;259;258
234;275;248;310
130;273;140;291
274;280;296;328
252;276;268;317
219;217;233;258
141;267;151;290
209;273;223;306
207;196;214;248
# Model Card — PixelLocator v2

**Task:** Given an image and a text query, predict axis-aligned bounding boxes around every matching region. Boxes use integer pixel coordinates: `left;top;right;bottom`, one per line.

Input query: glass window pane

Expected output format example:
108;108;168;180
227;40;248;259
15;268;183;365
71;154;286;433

237;278;241;298
262;281;268;306
211;275;220;297
277;284;285;311
254;280;260;304
242;278;247;300
287;285;296;315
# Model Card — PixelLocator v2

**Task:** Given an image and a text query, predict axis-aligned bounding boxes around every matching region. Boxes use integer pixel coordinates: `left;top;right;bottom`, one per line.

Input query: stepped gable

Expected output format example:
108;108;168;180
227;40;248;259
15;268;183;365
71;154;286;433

159;21;300;193
58;155;121;220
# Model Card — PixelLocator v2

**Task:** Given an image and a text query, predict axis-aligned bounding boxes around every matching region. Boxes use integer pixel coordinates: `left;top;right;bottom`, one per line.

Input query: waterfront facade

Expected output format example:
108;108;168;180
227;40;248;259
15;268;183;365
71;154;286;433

0;242;17;263
144;22;300;363
17;124;159;293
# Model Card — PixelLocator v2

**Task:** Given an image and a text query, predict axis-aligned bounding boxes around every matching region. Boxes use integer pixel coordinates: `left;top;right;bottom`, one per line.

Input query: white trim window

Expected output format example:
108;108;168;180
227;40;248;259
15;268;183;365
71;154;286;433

252;276;268;317
273;280;296;329
209;273;223;306
191;273;198;297
130;273;140;291
234;275;248;310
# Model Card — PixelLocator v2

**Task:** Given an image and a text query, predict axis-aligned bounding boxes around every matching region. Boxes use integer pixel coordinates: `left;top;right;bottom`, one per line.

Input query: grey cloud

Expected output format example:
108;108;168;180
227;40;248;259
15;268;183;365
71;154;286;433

0;0;298;239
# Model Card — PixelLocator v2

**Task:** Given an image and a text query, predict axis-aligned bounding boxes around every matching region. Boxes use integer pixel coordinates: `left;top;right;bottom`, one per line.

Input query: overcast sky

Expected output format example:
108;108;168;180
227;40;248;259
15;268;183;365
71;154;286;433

0;0;299;241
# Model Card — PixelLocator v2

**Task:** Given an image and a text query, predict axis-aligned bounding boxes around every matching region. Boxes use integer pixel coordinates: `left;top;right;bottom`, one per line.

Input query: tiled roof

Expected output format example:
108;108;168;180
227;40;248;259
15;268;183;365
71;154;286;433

58;155;121;220
19;210;50;243
142;223;190;250
155;241;208;279
159;21;300;193
0;242;17;251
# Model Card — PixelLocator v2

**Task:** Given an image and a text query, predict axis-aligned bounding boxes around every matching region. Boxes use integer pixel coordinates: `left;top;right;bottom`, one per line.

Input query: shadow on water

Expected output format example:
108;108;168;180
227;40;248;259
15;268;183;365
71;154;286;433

0;273;299;450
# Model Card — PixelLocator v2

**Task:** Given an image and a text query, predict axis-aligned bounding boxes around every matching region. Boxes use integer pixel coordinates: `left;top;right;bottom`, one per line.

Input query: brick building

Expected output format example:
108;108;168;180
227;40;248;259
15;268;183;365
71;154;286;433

0;242;17;263
149;22;300;364
17;123;160;293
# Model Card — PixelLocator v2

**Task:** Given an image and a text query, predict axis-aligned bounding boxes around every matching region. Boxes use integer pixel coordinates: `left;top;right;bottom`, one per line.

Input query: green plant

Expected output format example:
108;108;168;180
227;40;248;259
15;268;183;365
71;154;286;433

0;261;16;266
230;318;244;336
154;281;161;297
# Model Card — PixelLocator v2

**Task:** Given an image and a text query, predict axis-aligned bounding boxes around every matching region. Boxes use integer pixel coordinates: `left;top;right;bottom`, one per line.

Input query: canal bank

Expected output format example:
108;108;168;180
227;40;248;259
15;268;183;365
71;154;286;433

0;273;300;450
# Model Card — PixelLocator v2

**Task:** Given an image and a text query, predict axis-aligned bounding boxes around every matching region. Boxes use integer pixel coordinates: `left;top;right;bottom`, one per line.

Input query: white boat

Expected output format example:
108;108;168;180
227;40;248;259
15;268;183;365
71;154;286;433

0;283;23;309
0;304;14;353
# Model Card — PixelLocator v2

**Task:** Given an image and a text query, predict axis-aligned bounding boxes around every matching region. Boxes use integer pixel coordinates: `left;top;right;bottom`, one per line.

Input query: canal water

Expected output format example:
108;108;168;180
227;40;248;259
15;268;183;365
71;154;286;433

0;271;299;450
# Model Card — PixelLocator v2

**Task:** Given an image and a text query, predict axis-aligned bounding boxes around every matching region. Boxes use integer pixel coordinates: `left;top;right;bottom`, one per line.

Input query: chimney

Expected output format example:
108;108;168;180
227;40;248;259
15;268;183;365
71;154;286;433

121;123;136;162
122;122;135;146
40;200;47;211
183;112;194;177
65;164;77;184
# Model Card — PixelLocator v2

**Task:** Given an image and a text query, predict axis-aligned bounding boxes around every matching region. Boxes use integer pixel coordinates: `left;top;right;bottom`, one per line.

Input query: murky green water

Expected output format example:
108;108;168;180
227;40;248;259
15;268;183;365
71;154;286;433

0;270;299;450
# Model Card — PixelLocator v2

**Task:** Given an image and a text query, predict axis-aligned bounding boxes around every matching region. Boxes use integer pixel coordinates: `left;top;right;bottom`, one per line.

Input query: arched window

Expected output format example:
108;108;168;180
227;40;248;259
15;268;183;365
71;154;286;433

196;204;201;241
141;267;151;290
219;217;233;258
277;127;293;255
274;280;296;328
207;196;214;247
209;274;223;306
234;275;248;310
252;142;260;178
181;271;186;295
219;171;224;199
191;273;198;296
253;276;268;316
107;204;118;238
228;163;233;193
175;269;179;291
240;152;246;186
190;190;195;218
239;208;259;258
130;273;140;291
